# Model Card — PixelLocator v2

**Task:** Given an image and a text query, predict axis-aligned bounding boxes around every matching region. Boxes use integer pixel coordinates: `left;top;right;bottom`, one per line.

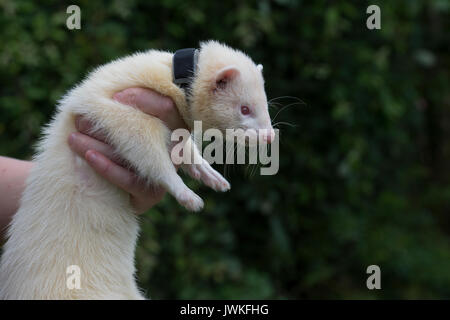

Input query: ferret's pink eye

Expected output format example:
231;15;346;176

241;106;250;115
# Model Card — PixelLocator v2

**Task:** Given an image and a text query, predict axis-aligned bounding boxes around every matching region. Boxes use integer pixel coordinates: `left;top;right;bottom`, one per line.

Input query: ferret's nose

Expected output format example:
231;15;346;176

262;128;275;144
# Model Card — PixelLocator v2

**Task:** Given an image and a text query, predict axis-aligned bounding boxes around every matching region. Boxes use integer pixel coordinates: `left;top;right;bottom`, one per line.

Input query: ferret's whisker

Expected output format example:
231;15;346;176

271;101;305;123
223;142;237;178
268;103;279;110
273;121;297;128
268;101;283;107
233;143;238;175
251;162;259;178
244;163;251;176
246;162;255;178
269;96;305;104
246;164;253;178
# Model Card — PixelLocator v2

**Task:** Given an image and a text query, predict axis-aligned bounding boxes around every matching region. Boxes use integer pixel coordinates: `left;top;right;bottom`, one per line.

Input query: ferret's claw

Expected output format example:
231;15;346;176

183;161;231;192
177;188;204;212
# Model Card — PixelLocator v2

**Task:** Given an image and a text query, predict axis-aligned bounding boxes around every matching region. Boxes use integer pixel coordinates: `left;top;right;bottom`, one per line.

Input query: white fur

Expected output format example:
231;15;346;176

0;42;270;299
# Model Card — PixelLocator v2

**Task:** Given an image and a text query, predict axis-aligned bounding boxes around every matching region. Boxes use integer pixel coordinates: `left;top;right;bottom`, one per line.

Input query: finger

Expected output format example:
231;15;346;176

85;150;139;195
75;115;108;143
113;87;188;130
142;185;166;200
132;186;167;214
149;186;166;201
68;132;118;163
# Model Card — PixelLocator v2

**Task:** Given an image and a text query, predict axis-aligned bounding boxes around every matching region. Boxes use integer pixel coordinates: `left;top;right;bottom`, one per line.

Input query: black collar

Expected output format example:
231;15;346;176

172;48;199;91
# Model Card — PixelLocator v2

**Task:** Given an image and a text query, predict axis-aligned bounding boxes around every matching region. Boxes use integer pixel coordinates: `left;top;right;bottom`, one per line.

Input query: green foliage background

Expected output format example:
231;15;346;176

1;0;449;298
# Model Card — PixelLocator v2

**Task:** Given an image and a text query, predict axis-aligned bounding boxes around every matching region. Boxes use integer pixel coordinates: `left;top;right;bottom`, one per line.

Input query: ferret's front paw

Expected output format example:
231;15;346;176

183;161;231;192
177;188;204;212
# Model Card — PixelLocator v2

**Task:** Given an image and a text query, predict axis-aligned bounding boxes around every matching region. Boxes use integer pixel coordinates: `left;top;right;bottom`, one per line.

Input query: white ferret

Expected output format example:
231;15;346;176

0;41;274;299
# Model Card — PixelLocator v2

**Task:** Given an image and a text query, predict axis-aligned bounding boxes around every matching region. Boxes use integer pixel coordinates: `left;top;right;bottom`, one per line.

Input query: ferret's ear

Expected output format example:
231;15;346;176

214;66;240;90
257;64;263;72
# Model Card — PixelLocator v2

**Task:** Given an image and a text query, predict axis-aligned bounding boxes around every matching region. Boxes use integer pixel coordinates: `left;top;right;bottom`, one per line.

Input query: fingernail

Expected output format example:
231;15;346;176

113;92;124;103
113;88;138;107
68;133;77;145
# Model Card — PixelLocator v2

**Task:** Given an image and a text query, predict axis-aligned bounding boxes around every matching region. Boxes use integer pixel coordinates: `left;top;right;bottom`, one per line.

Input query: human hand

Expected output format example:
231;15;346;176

68;88;187;214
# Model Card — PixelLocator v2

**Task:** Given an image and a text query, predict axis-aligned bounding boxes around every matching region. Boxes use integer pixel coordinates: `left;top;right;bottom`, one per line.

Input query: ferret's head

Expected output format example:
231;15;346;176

190;41;274;144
